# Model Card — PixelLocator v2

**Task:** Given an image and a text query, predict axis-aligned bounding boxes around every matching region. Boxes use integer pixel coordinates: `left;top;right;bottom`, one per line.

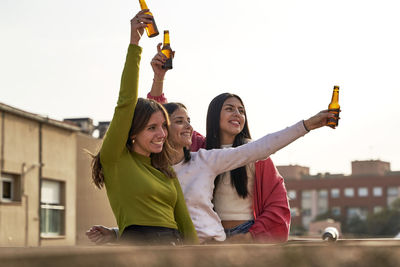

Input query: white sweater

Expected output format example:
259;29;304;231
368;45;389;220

173;121;308;243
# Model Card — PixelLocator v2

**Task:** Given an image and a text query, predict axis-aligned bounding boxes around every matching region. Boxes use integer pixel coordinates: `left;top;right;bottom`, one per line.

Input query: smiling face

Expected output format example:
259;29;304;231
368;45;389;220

131;110;168;157
168;107;193;149
219;97;246;145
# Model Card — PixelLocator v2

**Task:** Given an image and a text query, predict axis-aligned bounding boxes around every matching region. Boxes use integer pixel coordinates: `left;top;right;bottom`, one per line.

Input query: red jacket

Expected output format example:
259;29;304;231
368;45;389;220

250;158;290;242
148;92;290;242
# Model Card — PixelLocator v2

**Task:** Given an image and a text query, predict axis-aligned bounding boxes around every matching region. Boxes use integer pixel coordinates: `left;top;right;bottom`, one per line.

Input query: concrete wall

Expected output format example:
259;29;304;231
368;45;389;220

75;133;116;245
0;111;78;247
40;124;77;246
0;113;40;247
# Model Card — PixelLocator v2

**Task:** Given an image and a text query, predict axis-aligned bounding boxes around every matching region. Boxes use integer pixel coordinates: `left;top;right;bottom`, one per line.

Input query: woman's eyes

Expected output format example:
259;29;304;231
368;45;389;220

225;107;245;114
174;120;190;124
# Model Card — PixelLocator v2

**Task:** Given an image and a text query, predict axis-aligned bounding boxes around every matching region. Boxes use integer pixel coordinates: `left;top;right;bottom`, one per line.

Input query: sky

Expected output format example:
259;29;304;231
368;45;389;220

1;0;399;175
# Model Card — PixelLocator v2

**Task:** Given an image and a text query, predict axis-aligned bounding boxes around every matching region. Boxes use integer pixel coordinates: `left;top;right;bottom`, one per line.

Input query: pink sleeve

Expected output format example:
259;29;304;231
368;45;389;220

147;92;168;104
190;131;206;152
249;158;290;243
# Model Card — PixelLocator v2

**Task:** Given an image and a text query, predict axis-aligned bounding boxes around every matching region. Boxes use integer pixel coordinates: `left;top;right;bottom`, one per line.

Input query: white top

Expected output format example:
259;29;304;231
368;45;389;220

173;121;308;243
213;144;256;221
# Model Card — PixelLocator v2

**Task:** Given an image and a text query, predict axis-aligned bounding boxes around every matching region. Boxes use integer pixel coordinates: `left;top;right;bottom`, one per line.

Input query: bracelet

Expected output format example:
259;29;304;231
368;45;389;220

302;120;310;132
153;78;164;83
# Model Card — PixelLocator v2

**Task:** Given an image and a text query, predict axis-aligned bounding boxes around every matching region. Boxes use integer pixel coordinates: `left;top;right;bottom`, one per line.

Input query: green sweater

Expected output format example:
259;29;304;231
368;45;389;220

100;44;198;243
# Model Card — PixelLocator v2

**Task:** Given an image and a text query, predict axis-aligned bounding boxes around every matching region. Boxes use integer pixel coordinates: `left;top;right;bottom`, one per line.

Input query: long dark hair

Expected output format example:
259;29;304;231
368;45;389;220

91;98;176;189
163;102;191;163
206;93;251;198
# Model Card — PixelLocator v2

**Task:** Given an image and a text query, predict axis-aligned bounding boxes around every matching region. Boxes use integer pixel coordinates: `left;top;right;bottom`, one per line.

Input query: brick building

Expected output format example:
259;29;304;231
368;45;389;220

278;161;400;230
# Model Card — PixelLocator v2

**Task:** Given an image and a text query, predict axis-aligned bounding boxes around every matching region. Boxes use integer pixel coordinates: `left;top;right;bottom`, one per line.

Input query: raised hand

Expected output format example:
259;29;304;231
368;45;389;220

304;110;338;131
130;9;154;45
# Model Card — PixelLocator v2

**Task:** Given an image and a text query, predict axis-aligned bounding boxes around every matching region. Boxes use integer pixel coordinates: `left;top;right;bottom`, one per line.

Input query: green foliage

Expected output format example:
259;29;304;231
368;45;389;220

310;199;400;237
347;198;400;237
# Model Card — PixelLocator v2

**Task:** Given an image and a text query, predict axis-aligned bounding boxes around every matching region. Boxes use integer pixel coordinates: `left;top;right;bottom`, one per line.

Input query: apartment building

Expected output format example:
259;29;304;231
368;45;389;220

279;161;400;229
0;103;79;247
0;103;115;247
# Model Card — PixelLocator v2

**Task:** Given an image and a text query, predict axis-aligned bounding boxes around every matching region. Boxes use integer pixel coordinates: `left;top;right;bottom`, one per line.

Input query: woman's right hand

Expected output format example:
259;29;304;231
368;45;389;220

151;43;175;80
86;225;117;245
130;9;154;45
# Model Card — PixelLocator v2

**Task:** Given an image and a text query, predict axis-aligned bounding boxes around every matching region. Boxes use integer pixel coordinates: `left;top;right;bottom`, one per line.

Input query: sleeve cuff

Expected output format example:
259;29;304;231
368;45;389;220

147;92;167;104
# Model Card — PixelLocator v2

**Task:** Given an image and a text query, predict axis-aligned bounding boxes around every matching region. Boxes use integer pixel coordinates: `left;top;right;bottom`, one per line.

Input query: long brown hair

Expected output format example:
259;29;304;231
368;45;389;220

91;98;176;189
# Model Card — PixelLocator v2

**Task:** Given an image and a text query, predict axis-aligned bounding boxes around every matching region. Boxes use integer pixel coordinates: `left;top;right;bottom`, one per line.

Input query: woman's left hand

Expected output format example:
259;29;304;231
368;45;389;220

304;110;338;131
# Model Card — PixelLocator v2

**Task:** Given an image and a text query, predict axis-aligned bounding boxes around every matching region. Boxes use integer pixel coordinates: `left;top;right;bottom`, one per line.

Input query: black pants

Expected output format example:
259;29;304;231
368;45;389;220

120;225;182;246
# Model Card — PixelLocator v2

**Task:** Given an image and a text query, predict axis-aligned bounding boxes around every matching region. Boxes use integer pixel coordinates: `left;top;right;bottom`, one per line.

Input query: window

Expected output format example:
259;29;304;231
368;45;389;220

302;209;311;216
347;207;368;221
373;187;382;197
288;190;296;200
331;188;340;198
344;188;354;197
387;187;399;206
301;190;312;214
358;187;368;197
302;190;311;199
318;190;328;198
317;190;328;215
40;179;65;237
1;174;21;202
373;206;383;214
387;187;398;196
332;207;341;216
1;177;13;202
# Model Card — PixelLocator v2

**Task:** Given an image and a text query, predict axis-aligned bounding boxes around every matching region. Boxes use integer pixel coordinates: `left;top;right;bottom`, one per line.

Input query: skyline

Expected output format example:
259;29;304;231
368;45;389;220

1;0;399;175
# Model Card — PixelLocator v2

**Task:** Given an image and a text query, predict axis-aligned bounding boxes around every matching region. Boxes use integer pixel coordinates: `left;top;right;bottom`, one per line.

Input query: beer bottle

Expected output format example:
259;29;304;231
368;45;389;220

138;0;159;38
327;85;340;128
161;30;173;69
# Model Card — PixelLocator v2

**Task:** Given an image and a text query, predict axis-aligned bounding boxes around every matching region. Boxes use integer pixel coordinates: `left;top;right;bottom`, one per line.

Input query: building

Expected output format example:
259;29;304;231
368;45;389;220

279;161;400;230
0;103;79;247
0;103;114;247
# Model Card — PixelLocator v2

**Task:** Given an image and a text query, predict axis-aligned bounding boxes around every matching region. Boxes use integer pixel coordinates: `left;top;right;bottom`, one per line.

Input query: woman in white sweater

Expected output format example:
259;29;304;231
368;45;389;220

87;101;334;244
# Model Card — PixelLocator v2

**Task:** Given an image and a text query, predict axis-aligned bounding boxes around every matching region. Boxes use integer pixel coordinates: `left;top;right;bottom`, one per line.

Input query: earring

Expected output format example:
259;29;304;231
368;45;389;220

132;139;135;144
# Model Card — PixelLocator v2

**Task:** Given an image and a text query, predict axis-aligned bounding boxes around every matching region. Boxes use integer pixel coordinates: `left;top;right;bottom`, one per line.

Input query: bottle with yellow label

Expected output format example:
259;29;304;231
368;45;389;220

328;85;340;128
161;30;173;69
138;0;159;38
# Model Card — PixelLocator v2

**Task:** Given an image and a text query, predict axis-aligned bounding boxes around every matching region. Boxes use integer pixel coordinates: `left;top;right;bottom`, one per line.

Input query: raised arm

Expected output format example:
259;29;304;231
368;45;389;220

148;44;175;103
100;11;150;163
201;110;335;175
